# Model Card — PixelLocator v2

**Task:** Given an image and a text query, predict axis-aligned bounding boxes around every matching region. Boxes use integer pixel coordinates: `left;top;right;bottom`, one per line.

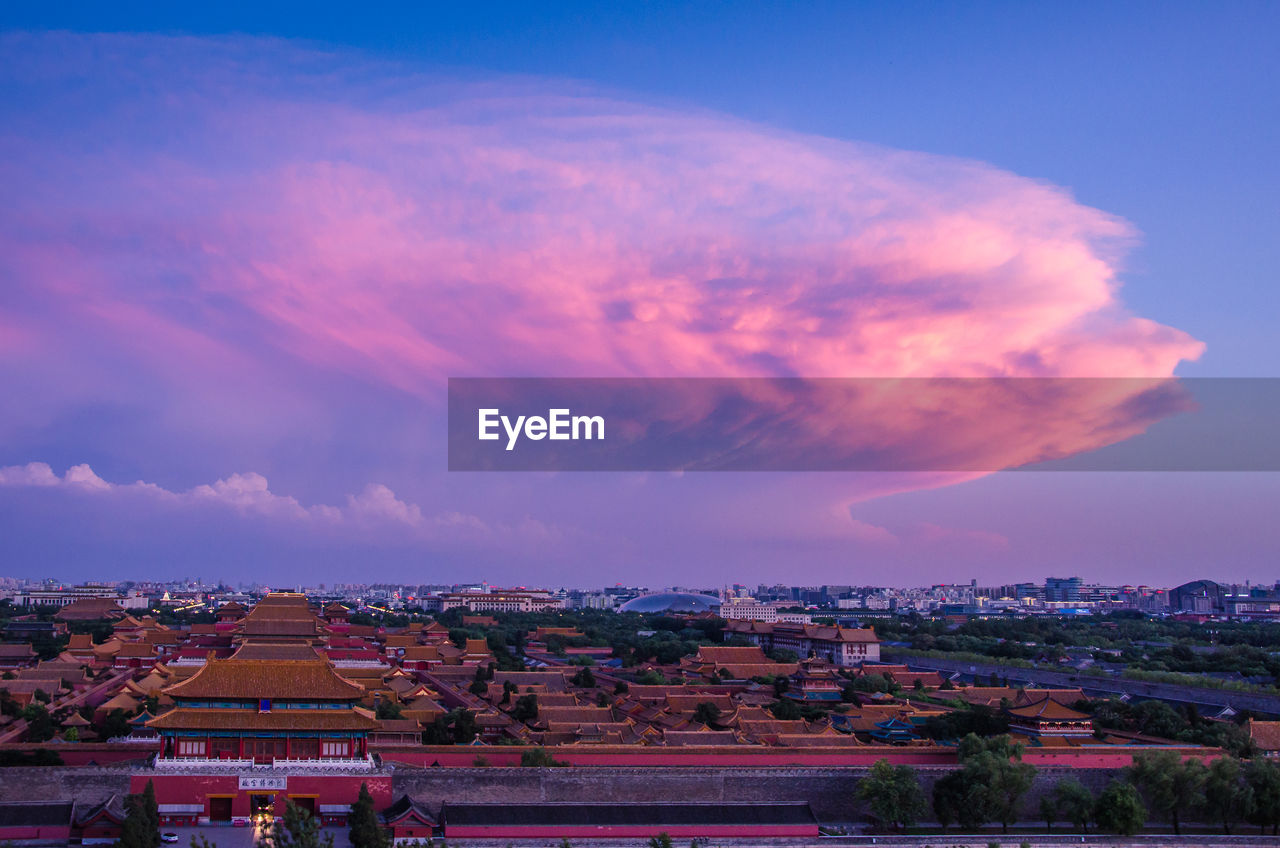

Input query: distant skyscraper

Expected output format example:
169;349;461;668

1045;576;1083;603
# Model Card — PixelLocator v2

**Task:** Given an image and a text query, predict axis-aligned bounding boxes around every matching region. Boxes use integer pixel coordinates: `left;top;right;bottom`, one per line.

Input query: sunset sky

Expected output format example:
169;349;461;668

1;3;1276;587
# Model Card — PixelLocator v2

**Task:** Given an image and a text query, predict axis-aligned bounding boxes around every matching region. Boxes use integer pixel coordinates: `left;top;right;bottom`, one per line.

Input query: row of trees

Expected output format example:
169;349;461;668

856;736;1280;835
1125;748;1280;834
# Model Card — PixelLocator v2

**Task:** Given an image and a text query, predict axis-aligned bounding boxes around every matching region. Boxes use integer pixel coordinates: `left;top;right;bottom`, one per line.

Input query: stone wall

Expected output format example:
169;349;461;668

0;764;1127;823
0;766;132;804
391;765;1123;820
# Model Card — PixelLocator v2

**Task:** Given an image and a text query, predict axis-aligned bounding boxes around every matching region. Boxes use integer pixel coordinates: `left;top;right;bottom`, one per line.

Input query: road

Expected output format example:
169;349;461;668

883;650;1280;716
159;824;353;848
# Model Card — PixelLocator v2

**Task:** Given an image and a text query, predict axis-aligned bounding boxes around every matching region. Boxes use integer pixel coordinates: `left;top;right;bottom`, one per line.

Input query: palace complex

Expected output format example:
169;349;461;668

0;592;1235;840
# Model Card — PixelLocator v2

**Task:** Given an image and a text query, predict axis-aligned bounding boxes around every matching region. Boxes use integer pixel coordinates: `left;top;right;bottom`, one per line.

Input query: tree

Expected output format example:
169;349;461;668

120;780;161;848
1038;794;1057;831
613;681;629;694
449;709;478;743
856;759;926;832
1094;781;1145;836
646;834;673;848
770;699;801;720
376;700;403;719
349;782;388;848
922;704;1009;741
691;702;721;727
1205;755;1255;834
96;707;132;741
950;734;1036;834
932;770;973;831
1245;758;1280;835
468;678;488;696
259;801;335;848
512;693;538;722
21;704;56;743
421;709;478;744
520;747;567;767
570;667;595;688
1126;749;1206;835
1130;699;1185;740
1051;776;1094;833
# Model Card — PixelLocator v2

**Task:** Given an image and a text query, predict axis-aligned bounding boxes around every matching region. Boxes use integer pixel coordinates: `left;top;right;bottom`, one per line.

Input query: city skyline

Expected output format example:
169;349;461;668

2;5;1278;587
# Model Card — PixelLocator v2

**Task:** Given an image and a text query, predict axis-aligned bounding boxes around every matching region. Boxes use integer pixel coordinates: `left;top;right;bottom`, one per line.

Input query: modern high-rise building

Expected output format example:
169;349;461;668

1044;576;1083;603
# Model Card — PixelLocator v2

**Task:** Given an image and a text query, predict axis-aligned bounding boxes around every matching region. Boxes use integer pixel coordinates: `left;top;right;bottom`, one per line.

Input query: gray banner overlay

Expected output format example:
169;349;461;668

447;378;1279;472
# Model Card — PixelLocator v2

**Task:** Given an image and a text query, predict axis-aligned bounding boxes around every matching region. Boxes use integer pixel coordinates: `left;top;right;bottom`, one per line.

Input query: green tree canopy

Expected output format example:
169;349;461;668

1094;781;1146;836
943;734;1036;834
1206;755;1255;835
520;747;567;767
856;758;927;832
1246;758;1280;835
1051;776;1095;833
348;782;388;848
691;702;721;727
1126;749;1206;835
512;693;538;722
119;780;160;848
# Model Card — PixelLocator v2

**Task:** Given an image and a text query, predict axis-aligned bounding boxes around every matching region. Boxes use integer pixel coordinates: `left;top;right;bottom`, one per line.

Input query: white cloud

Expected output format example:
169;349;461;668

0;461;438;530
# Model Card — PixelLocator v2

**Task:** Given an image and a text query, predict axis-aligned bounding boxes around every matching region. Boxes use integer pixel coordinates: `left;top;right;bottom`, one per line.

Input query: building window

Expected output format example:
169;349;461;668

321;741;349;758
177;739;205;756
247;738;287;760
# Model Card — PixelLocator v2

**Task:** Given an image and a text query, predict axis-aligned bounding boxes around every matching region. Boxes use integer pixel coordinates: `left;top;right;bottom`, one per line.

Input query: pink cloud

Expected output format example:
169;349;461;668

0;33;1207;579
0;35;1200;396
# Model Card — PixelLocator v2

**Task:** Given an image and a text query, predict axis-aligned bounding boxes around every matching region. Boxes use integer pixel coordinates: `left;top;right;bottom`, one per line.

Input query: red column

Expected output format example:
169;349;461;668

285;736;291;761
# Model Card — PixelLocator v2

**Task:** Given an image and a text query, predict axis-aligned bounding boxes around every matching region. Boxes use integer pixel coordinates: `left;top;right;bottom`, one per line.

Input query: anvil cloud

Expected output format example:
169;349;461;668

0;33;1205;584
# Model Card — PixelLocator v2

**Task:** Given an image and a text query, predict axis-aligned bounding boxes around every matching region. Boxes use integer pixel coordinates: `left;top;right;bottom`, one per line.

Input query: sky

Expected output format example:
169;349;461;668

0;3;1276;589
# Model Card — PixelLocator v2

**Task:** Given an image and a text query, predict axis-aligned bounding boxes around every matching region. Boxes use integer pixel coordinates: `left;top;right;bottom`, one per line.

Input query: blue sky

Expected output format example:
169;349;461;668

8;1;1275;374
0;3;1276;588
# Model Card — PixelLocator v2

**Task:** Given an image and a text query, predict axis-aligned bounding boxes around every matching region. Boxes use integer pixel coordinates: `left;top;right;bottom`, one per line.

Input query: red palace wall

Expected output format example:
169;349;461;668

131;774;392;824
381;744;959;768
447;824;818;838
380;743;1219;768
388;822;435;840
0;825;72;841
0;743;159;767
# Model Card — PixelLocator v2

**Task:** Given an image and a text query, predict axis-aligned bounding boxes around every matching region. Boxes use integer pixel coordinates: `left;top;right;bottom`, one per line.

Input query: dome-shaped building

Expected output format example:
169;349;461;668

618;592;721;614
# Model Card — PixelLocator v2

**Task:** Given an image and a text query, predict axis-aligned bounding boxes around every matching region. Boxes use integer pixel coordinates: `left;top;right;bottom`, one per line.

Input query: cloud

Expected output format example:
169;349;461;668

0;462;61;487
0;33;1208;582
0;461;455;533
0;33;1200;399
